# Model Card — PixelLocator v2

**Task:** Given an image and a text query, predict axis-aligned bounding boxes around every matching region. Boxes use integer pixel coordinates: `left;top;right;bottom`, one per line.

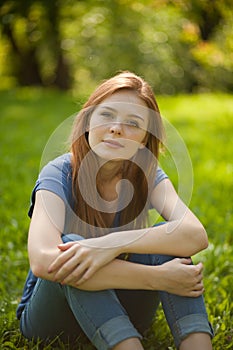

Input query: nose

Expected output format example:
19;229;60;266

109;122;123;135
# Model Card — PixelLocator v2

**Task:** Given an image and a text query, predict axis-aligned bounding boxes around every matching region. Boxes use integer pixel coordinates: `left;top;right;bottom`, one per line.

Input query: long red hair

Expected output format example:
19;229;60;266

70;71;164;237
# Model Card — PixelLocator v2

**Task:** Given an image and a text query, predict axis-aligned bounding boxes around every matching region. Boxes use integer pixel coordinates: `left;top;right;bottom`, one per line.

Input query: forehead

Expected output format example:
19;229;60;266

101;90;147;107
97;90;149;115
102;90;146;105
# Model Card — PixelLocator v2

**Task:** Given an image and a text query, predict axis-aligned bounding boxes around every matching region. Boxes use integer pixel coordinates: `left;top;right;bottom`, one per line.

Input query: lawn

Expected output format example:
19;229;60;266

0;88;232;349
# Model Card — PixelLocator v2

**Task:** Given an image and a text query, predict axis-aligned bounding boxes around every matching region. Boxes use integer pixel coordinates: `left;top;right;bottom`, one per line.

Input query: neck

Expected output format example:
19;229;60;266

97;160;123;183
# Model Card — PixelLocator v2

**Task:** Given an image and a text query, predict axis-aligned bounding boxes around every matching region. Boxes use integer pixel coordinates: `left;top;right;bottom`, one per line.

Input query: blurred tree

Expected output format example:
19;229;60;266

69;1;199;93
177;0;233;91
71;0;143;82
0;0;232;93
0;0;71;89
179;0;232;41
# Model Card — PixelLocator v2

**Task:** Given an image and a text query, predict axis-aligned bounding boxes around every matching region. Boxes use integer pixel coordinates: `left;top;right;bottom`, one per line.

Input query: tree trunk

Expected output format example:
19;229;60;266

18;49;43;86
53;52;72;90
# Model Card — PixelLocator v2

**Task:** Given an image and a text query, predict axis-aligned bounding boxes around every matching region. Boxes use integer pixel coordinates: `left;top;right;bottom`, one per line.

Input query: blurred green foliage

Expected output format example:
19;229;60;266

0;0;233;94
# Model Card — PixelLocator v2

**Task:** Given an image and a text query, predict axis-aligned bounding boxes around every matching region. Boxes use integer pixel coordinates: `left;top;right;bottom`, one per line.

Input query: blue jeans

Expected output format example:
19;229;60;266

20;233;213;349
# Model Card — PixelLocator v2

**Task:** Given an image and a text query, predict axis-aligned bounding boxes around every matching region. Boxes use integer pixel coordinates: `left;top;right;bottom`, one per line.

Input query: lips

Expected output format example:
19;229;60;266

103;139;124;148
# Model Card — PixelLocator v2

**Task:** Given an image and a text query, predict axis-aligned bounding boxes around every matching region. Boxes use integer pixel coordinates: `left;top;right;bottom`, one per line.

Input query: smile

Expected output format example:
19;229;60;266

103;139;124;148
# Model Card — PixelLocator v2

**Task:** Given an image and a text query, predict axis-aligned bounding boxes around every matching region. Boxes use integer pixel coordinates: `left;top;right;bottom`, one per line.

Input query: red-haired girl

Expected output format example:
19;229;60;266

17;72;213;349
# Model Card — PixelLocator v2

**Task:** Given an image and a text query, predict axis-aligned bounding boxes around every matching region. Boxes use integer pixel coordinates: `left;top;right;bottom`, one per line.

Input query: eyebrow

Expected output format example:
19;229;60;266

100;106;145;121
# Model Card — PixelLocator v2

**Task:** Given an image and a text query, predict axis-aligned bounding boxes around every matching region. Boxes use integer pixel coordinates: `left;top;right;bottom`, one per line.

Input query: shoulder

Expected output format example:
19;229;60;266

28;153;73;218
39;153;72;177
37;152;73;192
154;166;168;187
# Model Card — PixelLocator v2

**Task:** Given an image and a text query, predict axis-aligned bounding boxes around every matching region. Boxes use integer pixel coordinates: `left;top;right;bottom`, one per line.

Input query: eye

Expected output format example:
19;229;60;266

101;111;114;118
126;120;140;128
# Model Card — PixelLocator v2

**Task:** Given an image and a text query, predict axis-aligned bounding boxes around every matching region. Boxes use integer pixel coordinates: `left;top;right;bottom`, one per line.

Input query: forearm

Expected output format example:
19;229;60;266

30;245;156;290
31;250;206;298
75;258;157;291
126;221;207;256
92;219;208;257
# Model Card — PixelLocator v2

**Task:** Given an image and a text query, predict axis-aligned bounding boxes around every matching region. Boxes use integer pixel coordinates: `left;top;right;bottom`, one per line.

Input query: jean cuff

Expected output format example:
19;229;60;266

174;313;214;348
92;315;142;350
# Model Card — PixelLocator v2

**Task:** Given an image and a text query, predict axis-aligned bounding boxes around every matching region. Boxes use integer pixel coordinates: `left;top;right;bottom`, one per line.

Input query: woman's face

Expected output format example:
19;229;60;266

88;90;149;161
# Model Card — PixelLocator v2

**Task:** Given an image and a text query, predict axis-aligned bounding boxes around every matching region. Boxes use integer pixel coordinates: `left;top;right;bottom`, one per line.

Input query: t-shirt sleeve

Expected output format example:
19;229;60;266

154;166;168;187
28;154;73;218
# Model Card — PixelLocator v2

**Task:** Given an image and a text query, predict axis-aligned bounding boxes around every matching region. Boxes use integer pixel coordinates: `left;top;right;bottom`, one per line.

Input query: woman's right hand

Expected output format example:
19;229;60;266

157;258;205;297
48;239;122;286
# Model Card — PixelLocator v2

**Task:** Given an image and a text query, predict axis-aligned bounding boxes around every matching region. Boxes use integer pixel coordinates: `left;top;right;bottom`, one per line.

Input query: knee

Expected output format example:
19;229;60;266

152;254;191;266
62;233;85;243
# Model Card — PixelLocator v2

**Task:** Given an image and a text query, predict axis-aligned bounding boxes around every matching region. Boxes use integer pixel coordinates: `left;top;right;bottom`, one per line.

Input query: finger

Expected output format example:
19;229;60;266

62;260;91;285
54;253;85;281
58;241;79;251
48;246;77;273
193;281;204;291
186;262;203;278
193;262;203;274
188;288;204;297
179;257;192;265
196;273;203;283
197;262;204;273
76;265;97;285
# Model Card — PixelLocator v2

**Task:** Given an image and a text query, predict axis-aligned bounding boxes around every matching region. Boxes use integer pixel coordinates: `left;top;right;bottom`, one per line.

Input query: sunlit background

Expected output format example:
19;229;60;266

0;1;232;349
1;0;233;95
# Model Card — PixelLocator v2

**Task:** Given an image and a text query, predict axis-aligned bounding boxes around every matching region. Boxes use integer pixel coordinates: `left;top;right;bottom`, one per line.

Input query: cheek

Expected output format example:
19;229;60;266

122;139;145;158
126;129;147;144
88;127;103;147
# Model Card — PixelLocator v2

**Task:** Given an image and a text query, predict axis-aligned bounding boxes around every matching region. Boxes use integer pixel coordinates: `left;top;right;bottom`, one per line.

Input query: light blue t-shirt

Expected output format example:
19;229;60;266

17;153;168;319
28;153;168;234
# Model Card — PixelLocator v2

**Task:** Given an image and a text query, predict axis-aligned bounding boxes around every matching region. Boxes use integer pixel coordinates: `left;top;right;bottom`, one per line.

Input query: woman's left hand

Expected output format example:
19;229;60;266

48;239;121;286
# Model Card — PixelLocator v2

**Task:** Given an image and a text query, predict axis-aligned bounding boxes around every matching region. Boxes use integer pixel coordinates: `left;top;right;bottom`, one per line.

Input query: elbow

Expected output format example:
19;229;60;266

189;222;209;255
29;251;49;279
31;266;42;279
30;260;46;279
196;223;209;250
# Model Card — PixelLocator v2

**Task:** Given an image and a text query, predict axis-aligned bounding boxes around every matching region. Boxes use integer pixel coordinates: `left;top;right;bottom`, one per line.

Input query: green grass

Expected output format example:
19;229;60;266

0;89;232;349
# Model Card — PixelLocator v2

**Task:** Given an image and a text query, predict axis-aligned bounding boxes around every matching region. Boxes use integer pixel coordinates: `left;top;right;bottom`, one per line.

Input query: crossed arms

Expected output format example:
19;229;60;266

28;179;208;297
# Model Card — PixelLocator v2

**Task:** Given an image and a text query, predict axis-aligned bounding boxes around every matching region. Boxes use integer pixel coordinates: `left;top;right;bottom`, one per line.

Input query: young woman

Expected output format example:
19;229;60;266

17;71;213;349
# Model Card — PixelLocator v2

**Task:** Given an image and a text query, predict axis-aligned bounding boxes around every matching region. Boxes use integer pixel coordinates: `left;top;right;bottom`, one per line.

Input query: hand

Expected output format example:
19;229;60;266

158;258;205;297
48;239;120;286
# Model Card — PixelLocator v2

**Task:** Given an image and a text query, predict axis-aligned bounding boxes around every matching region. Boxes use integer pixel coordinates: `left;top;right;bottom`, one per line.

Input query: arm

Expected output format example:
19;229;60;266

28;190;204;297
28;190;124;280
76;257;204;298
48;179;208;287
77;179;208;258
28;190;65;279
130;178;209;255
